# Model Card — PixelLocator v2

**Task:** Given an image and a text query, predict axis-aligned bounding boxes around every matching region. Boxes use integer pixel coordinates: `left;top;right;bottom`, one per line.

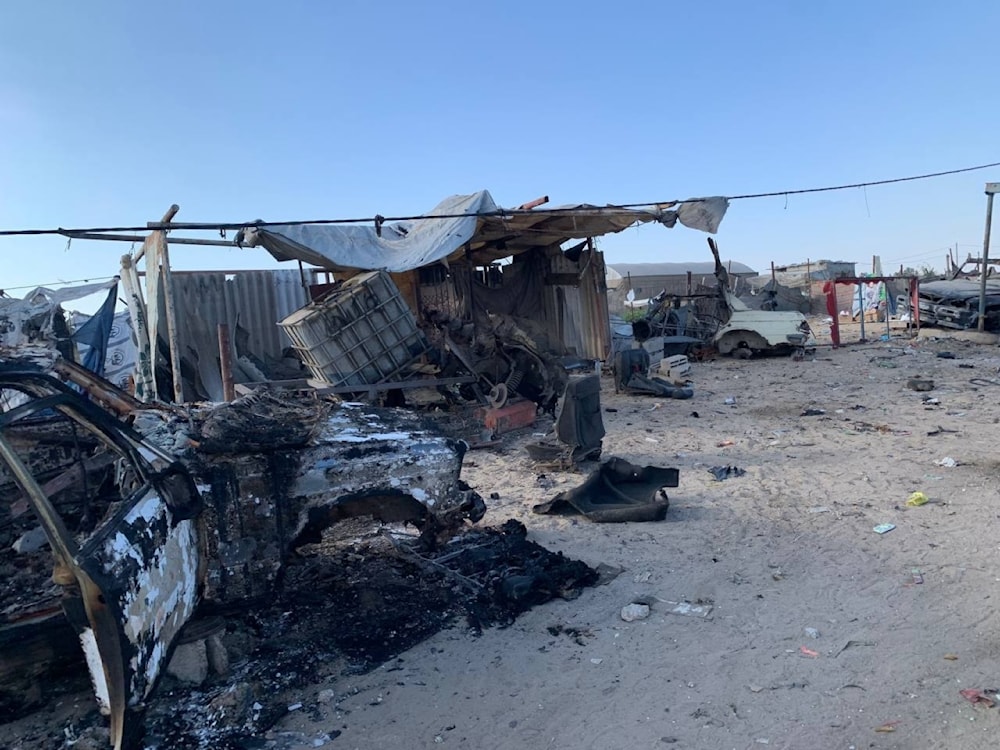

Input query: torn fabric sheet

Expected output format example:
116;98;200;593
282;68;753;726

240;191;728;273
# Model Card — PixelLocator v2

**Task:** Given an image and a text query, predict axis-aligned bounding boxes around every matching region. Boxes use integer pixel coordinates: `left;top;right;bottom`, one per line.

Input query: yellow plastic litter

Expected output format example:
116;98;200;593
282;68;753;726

906;491;929;507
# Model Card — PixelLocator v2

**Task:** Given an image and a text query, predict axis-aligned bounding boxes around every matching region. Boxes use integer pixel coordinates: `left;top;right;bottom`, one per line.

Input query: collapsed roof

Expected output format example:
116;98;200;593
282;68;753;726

240;191;729;273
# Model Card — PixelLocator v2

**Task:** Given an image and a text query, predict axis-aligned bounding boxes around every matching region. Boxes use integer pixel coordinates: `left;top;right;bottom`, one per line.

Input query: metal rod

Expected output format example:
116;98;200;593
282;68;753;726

978;190;995;332
63;231;235;247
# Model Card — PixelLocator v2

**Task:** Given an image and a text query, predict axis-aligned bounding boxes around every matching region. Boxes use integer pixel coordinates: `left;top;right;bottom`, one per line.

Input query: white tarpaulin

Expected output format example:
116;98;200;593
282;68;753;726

0;279;118;349
242;191;728;273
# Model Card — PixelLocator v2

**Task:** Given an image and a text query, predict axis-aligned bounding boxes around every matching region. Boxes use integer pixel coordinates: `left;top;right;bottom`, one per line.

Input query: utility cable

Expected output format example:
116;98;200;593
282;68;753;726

0;160;996;239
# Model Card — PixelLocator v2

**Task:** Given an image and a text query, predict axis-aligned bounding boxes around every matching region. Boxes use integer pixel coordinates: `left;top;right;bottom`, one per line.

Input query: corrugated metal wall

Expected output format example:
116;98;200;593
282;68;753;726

171;270;310;399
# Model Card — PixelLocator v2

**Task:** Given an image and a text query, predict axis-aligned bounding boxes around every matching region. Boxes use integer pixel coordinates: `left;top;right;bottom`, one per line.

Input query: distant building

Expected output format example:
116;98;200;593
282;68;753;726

606;260;756;314
773;260;856;284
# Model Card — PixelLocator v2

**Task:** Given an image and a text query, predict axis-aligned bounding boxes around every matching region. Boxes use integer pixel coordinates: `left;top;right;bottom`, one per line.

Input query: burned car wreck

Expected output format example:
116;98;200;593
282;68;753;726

631;238;813;361
911;277;1000;331
0;359;484;750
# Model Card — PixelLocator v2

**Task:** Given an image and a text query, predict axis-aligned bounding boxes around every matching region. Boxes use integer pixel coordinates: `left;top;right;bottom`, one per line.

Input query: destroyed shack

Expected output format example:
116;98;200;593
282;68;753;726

111;192;729;413
230;191;729;409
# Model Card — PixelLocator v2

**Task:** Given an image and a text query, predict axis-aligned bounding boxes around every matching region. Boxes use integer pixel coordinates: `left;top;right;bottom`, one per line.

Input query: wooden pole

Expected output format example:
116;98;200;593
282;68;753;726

686;271;692;296
158;230;185;403
217;324;235;402
770;261;776;284
135;204;178;263
977;188;996;332
119;255;156;401
805;258;811;307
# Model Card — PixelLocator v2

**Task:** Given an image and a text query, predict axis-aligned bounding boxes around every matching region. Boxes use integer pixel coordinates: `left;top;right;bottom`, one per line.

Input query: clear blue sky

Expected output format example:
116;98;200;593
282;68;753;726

2;0;998;308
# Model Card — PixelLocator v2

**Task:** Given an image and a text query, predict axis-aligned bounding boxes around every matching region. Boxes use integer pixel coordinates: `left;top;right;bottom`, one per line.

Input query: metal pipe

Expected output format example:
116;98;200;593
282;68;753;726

63;231;235;247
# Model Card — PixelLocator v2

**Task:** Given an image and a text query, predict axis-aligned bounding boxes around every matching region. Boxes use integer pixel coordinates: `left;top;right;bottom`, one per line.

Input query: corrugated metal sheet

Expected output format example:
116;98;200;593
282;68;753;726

171;270;310;399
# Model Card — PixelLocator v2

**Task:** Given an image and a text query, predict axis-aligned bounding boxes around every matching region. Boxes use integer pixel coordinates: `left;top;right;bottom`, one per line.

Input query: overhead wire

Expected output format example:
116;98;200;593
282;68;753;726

0;159;996;240
1;275;118;292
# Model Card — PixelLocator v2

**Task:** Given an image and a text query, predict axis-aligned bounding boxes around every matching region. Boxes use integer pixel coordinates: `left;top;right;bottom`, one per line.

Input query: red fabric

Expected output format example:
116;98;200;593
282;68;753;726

823;281;840;347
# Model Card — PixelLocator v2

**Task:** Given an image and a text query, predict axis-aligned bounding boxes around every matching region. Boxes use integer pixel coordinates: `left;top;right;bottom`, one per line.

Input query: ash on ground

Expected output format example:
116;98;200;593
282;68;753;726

10;520;597;750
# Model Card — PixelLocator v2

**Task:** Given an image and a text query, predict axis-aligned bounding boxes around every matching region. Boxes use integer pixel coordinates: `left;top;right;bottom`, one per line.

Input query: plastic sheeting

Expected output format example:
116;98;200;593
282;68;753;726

73;311;136;390
242;191;728;273
0;279;118;349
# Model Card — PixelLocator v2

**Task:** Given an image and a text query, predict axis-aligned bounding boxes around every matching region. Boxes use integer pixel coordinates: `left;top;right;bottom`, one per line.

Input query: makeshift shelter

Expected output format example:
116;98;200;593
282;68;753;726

241;191;729;363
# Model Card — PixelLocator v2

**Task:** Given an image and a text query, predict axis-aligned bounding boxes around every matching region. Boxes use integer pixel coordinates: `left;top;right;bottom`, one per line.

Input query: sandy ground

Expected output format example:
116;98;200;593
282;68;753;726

8;326;1000;750
276;329;1000;750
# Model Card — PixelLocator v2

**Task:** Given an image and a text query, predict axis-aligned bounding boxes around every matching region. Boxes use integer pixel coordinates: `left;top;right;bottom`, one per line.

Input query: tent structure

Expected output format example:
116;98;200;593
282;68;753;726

240;191;729;272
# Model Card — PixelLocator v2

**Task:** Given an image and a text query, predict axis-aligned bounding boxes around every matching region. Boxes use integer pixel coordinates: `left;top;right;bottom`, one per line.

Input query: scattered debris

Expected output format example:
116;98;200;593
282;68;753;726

874;721;900;733
835;640;877;657
708;465;746;481
960;689;998;707
533;458;677;523
807;506;832;514
803;627;820;639
535;474;556;489
717;439;735;447
664;600;714;619
944;654;959;661
620;603;651;622
906;377;935;392
613;349;694;399
852;421;898;435
934;456;959;467
873;523;896;534
936;351;956;359
724;396;737;406
799;408;825;417
927;425;958;436
594;563;625;586
799;646;819;658
547;624;594;645
906;491;930;507
911;569;924;584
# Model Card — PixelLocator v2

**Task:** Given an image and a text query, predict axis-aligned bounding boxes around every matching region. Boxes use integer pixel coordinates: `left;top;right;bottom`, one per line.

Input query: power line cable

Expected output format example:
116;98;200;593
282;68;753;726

1;276;118;293
0;160;997;239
